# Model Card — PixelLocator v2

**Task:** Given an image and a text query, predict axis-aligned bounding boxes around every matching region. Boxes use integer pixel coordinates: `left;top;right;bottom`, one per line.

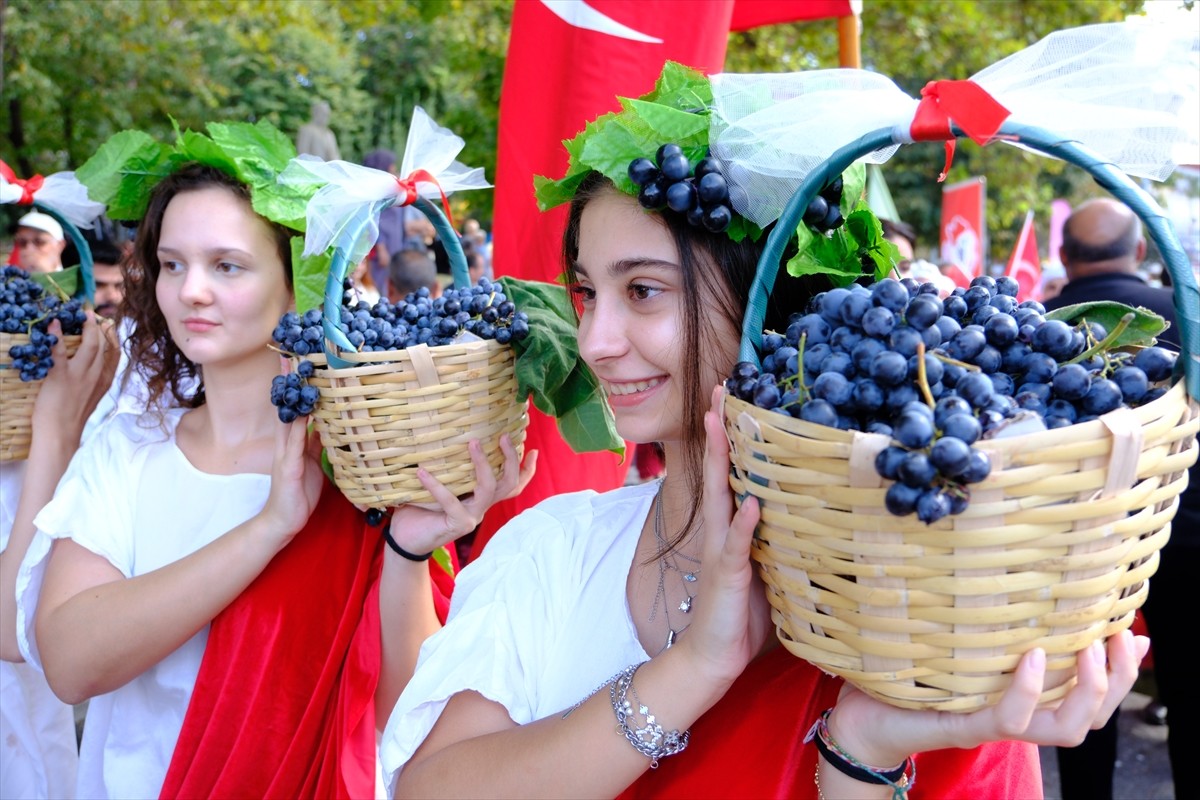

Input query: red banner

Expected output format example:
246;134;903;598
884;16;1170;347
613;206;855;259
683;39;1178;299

1005;210;1041;303
940;176;986;285
730;0;853;30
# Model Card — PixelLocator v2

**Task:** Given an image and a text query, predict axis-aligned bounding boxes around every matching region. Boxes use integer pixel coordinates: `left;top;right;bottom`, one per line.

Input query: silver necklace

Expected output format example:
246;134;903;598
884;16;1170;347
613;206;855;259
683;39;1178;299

647;481;701;654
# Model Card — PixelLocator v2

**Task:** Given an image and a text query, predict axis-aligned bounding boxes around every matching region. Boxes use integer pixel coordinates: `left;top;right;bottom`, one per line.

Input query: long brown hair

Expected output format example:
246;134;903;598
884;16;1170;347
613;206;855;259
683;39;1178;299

122;164;294;411
562;172;808;551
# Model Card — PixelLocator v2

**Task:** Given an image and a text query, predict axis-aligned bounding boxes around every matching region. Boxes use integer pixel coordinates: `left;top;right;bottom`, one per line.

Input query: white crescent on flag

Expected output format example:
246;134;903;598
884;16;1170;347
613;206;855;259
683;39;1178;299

539;0;663;43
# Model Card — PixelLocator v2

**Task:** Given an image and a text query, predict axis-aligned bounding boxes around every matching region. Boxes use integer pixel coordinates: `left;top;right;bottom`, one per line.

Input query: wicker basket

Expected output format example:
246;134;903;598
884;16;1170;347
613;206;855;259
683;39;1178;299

301;197;528;508
725;123;1200;711
1;331;84;461
0;203;95;463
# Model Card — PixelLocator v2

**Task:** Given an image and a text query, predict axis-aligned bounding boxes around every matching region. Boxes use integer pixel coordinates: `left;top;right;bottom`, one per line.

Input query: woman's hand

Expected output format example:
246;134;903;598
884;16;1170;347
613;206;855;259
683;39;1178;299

386;434;536;557
258;360;326;542
826;630;1149;768
30;313;119;449
676;386;771;691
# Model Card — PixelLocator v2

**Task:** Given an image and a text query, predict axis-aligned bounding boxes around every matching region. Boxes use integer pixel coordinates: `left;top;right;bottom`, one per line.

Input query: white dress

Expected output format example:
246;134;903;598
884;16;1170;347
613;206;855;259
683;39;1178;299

1;461;78;800
15;409;270;800
379;481;660;793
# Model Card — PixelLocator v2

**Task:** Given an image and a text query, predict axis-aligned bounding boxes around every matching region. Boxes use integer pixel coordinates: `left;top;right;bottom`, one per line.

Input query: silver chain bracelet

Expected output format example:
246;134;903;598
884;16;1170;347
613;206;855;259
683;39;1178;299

609;663;690;768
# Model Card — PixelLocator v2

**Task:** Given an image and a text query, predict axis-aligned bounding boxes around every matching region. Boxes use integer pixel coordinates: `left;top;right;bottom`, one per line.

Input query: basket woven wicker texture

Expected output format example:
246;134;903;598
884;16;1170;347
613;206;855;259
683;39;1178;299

306;196;528;508
726;122;1200;711
0;202;95;462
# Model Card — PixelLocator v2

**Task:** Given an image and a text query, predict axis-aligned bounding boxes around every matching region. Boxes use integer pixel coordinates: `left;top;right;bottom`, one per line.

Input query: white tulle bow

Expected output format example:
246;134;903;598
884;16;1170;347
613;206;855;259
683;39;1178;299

279;106;491;265
0;169;106;229
710;20;1199;227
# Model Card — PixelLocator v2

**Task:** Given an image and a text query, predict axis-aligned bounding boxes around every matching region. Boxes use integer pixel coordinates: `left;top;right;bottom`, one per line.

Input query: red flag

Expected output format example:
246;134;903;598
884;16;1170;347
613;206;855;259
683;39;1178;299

479;1;740;560
730;0;853;30
1005;210;1041;303
940;176;986;283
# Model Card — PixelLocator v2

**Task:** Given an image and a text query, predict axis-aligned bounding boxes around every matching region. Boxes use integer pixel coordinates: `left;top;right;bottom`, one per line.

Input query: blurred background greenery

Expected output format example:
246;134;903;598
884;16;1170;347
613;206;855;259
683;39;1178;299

1;0;1185;261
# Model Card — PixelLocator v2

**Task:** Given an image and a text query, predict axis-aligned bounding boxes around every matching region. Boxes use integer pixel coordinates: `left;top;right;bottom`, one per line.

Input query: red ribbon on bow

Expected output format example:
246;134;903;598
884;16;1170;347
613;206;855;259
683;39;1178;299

909;80;1011;182
395;169;456;230
0;160;46;204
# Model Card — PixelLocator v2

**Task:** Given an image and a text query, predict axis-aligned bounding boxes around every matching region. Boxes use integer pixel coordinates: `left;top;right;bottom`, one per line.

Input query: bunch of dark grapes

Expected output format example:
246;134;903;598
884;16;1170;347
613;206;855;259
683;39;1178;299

269;360;319;423
2;266;87;381
269;276;529;422
727;274;1179;524
628;144;734;233
801;176;846;233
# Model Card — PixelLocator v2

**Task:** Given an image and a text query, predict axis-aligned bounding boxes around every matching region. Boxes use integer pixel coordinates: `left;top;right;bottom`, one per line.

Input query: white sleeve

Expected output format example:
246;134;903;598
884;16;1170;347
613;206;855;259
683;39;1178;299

15;416;139;671
379;507;567;792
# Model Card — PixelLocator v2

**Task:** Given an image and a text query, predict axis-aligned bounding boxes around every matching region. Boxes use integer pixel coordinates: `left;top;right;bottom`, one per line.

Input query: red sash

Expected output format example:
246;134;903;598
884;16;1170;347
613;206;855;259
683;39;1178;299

160;483;455;799
619;646;1042;800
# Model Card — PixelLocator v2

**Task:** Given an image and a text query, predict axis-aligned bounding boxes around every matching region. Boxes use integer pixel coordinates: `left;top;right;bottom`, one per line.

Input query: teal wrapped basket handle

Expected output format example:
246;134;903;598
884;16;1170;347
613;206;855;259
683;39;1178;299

293;194;528;509
322;197;469;368
32;201;96;303
739;123;1199;402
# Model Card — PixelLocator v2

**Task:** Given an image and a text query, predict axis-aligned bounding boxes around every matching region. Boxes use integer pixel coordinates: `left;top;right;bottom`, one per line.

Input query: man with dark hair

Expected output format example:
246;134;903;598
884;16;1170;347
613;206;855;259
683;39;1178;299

387;249;440;302
1048;197;1175;321
89;238;126;319
1049;196;1192;800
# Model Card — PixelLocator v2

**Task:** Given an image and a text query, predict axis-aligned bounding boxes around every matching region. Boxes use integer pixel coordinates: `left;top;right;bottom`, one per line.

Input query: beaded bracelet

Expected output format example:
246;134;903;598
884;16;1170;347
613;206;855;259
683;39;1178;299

610;663;689;768
804;708;915;800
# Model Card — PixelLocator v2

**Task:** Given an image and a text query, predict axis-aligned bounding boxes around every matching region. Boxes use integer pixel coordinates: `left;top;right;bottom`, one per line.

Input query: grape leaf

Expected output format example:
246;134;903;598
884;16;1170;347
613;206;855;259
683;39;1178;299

626;99;708;142
1045;301;1168;348
292;238;331;315
500;277;623;455
840;162;867;211
75;130;167;213
30;265;79;299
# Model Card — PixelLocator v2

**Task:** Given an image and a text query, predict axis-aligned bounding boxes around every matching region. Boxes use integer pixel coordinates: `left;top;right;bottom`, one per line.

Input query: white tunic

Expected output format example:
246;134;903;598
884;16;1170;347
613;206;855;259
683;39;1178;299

15;409;270;800
379;481;660;793
1;460;78;800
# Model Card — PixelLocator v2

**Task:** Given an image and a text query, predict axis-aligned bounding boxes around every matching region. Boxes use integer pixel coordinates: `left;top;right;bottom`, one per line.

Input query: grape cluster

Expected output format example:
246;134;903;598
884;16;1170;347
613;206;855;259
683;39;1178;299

269;276;529;422
2;266;87;381
727;274;1178;524
269;359;319;423
628;144;734;233
801;177;846;233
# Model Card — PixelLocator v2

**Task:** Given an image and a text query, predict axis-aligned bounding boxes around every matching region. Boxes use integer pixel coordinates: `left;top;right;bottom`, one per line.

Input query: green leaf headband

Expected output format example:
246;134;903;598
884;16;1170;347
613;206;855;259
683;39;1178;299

76;119;314;230
534;62;761;244
76;119;332;310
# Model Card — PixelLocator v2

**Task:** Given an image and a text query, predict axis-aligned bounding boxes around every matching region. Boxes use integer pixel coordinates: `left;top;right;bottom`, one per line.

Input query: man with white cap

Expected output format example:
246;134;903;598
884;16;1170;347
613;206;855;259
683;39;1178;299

10;211;66;273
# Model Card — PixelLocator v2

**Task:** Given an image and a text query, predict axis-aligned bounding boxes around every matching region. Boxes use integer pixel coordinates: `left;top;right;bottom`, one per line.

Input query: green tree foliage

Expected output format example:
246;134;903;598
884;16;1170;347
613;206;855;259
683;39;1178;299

3;0;1160;252
727;0;1146;264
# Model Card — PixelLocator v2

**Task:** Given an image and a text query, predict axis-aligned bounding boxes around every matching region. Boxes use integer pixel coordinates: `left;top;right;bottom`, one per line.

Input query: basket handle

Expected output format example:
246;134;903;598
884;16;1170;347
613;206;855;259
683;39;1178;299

321;196;470;368
31;201;95;303
738;122;1200;403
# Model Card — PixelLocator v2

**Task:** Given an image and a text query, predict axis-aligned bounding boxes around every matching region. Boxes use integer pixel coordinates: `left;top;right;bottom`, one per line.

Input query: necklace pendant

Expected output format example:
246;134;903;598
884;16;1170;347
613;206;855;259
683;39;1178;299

679;595;692;613
665;628;677;649
683;572;698;583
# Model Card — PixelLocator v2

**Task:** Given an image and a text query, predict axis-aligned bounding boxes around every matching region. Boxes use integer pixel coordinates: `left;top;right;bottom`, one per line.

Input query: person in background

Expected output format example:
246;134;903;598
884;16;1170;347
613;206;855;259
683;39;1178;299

9;212;66;273
1037;261;1067;303
90;236;126;319
389;248;441;302
1048;197;1193;800
880;217;917;272
1;313;117;800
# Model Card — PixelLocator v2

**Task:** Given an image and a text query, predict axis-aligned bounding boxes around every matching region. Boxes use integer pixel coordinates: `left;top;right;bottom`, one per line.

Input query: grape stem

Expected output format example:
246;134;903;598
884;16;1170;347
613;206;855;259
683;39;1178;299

915;342;936;408
1064;313;1135;366
930;351;981;372
795;332;811;403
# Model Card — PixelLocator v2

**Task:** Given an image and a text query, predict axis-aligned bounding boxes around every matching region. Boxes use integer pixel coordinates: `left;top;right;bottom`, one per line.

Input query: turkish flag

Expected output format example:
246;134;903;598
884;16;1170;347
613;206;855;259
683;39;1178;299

1005;210;1041;303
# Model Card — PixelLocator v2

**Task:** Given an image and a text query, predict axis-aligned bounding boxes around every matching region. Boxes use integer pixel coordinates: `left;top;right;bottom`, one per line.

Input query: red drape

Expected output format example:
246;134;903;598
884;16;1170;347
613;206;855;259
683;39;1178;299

160;484;455;799
619;646;1043;799
731;0;854;31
